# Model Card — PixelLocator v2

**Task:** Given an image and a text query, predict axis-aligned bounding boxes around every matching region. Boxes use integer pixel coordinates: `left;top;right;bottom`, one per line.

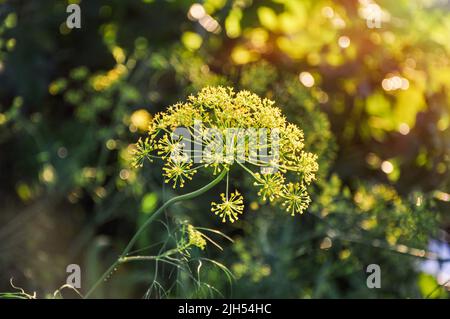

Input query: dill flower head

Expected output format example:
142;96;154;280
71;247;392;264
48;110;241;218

133;86;319;222
211;190;244;223
187;224;207;250
175;222;208;255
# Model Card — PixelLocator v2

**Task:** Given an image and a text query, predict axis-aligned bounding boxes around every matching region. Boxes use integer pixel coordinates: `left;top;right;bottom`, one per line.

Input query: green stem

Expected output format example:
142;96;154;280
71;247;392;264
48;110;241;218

226;171;229;199
84;169;227;298
237;161;258;179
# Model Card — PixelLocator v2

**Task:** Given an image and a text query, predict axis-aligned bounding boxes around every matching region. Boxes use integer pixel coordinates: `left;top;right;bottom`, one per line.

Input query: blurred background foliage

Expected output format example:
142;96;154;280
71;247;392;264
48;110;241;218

0;0;449;298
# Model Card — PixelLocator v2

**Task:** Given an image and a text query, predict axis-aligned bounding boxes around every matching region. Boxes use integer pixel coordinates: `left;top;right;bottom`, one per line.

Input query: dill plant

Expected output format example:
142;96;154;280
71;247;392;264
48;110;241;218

85;86;318;297
135;86;318;219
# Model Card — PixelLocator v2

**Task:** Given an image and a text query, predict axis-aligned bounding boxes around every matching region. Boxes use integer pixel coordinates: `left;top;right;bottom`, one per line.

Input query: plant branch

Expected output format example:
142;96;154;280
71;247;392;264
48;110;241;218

84;169;227;298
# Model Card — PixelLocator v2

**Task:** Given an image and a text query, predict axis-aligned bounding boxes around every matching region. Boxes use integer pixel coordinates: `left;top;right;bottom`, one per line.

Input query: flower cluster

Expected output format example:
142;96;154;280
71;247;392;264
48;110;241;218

175;222;208;255
187;224;207;250
133;86;318;222
211;190;245;223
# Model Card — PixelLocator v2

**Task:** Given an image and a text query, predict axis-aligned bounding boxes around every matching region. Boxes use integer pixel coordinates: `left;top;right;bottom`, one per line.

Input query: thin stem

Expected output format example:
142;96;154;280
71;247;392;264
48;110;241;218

84;169;227;298
237;161;258;179
226;171;229;199
426;279;450;299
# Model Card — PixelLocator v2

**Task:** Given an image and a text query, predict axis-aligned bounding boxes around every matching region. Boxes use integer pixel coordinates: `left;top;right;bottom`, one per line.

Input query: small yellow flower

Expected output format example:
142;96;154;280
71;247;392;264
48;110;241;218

163;159;197;188
132;137;154;168
296;151;319;184
253;172;285;202
157;133;187;161
187;225;207;250
281;182;311;216
211;190;244;223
